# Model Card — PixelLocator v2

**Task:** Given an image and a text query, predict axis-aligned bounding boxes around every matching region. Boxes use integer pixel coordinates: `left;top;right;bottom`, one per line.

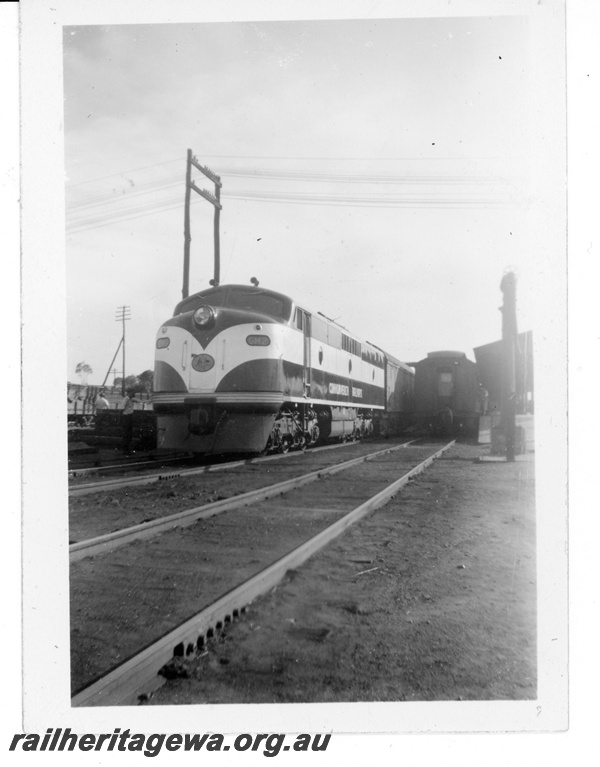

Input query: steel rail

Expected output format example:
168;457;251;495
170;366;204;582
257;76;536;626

69;441;418;562
69;438;396;497
68;453;188;479
71;440;454;707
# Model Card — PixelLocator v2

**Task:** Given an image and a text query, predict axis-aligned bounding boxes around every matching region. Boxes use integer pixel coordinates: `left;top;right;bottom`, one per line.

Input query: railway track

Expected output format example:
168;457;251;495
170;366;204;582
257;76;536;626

68;452;189;480
70;441;417;561
70;440;454;707
68;438;379;497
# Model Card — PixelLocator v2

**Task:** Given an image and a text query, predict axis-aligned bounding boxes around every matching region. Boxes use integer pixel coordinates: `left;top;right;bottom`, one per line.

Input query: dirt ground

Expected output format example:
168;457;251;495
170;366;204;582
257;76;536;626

149;443;536;704
70;442;442;694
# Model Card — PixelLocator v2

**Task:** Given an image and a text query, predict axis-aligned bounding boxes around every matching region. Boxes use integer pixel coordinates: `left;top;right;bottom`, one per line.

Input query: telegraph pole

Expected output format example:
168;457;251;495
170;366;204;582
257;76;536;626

182;149;223;298
213;175;221;286
182;149;193;300
115;306;131;395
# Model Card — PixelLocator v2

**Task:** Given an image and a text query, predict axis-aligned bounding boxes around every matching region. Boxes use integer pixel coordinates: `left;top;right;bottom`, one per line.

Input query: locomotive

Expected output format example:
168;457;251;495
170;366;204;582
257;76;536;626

153;283;414;455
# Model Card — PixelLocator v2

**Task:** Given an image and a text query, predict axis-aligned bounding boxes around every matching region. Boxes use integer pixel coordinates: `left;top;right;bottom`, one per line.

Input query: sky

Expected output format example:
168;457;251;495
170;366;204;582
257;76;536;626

62;12;560;386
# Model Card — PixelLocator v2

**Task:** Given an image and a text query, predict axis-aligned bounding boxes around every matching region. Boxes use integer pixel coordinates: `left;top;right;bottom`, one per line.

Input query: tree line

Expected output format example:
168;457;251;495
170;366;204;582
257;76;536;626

74;361;154;393
113;370;154;394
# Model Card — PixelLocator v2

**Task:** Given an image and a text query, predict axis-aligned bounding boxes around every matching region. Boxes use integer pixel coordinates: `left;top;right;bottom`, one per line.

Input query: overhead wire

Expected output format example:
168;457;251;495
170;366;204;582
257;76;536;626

67;164;500;200
65;154;506;189
67;169;496;217
66;159;515;234
67;189;513;232
66;157;182;187
67;189;511;235
67;174;183;210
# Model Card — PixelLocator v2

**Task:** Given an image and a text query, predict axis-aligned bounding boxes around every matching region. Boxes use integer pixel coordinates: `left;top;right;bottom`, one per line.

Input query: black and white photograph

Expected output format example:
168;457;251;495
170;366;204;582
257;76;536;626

13;0;587;752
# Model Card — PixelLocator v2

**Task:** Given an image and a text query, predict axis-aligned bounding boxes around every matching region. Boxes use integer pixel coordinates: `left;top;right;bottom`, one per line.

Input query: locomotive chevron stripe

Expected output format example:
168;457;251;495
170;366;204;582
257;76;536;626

154;360;188;392
162;309;281;351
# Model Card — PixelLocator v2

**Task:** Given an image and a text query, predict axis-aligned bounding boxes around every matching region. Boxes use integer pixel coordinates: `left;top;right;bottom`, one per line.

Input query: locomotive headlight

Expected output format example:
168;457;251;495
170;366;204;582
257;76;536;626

193;305;215;327
156;337;170;349
246;335;271;346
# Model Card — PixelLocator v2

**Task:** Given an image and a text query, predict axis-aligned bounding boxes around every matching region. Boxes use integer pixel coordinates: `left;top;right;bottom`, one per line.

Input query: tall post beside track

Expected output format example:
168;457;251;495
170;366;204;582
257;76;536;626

181;149;223;297
500;272;517;462
182;149;192;299
115;306;131;396
214;180;221;286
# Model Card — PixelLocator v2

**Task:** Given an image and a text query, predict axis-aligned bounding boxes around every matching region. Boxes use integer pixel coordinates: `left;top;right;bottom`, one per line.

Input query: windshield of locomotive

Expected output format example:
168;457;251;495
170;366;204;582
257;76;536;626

175;287;292;321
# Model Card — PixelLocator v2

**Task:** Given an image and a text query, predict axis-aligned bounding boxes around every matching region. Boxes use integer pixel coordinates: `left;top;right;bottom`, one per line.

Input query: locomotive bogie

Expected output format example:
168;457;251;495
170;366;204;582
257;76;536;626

267;407;320;453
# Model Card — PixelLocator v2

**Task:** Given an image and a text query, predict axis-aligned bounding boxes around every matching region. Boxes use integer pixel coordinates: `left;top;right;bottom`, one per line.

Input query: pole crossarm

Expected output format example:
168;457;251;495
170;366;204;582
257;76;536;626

190;157;222;188
189;181;222;209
